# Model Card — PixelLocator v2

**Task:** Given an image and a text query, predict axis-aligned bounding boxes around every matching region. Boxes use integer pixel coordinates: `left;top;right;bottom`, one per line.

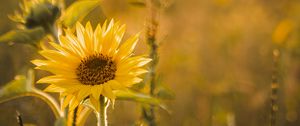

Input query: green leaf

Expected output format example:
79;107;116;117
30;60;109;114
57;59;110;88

62;0;101;27
115;90;171;113
0;69;62;118
0;27;45;44
115;90;160;106
0;74;33;103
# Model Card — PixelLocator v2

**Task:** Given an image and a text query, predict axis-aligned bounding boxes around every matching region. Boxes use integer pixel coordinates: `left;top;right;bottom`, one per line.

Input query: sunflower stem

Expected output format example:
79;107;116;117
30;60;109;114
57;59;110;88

97;95;108;126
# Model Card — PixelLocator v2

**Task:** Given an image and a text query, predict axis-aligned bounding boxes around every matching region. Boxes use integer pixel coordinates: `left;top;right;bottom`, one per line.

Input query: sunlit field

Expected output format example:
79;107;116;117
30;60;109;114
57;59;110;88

1;0;300;126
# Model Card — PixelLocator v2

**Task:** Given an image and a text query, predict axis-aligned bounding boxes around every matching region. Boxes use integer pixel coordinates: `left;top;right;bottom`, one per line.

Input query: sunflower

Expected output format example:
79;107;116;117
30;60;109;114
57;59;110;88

32;20;151;111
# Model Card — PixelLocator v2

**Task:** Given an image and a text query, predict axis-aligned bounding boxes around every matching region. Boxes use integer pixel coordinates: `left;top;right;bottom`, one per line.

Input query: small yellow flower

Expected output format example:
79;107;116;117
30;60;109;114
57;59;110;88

32;20;151;111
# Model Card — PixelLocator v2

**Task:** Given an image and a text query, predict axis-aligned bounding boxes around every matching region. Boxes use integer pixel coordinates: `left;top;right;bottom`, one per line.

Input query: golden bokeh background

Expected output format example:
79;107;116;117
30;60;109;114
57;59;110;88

1;0;300;125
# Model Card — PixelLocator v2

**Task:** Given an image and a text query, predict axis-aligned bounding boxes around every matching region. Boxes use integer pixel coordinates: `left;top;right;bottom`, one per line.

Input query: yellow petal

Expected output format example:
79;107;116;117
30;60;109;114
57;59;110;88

76;86;91;102
115;77;142;87
33;55;76;68
40;41;51;50
85;21;94;38
102;84;115;100
36;65;76;77
107;22;124;56
39;50;78;65
108;80;124;90
105;19;115;34
37;75;65;84
91;85;102;100
63;84;84;94
64;30;87;57
130;68;148;76
63;95;74;108
76;22;87;50
50;77;79;83
89;95;100;112
83;21;94;53
59;36;84;57
44;84;65;92
116;68;148;76
94;24;103;52
101;26;115;55
115;33;139;61
116;24;126;43
69;96;80;111
31;59;52;66
49;42;81;59
101;20;108;33
117;56;152;72
126;77;143;86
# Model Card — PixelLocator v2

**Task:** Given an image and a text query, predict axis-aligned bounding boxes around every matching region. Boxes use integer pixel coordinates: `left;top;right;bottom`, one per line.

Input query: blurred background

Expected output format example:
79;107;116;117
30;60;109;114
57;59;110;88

1;0;300;126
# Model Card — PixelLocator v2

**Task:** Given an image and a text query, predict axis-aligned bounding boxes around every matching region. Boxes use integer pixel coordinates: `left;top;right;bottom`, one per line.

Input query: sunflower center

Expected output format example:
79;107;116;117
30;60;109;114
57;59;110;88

76;54;117;85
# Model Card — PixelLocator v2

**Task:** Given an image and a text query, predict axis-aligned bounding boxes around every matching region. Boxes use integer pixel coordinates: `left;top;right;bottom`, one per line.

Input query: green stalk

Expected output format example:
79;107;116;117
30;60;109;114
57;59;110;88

142;0;159;125
270;49;280;126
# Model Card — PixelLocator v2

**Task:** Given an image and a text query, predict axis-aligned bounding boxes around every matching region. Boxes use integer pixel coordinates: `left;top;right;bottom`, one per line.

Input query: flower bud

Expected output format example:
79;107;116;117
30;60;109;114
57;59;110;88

24;2;60;32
